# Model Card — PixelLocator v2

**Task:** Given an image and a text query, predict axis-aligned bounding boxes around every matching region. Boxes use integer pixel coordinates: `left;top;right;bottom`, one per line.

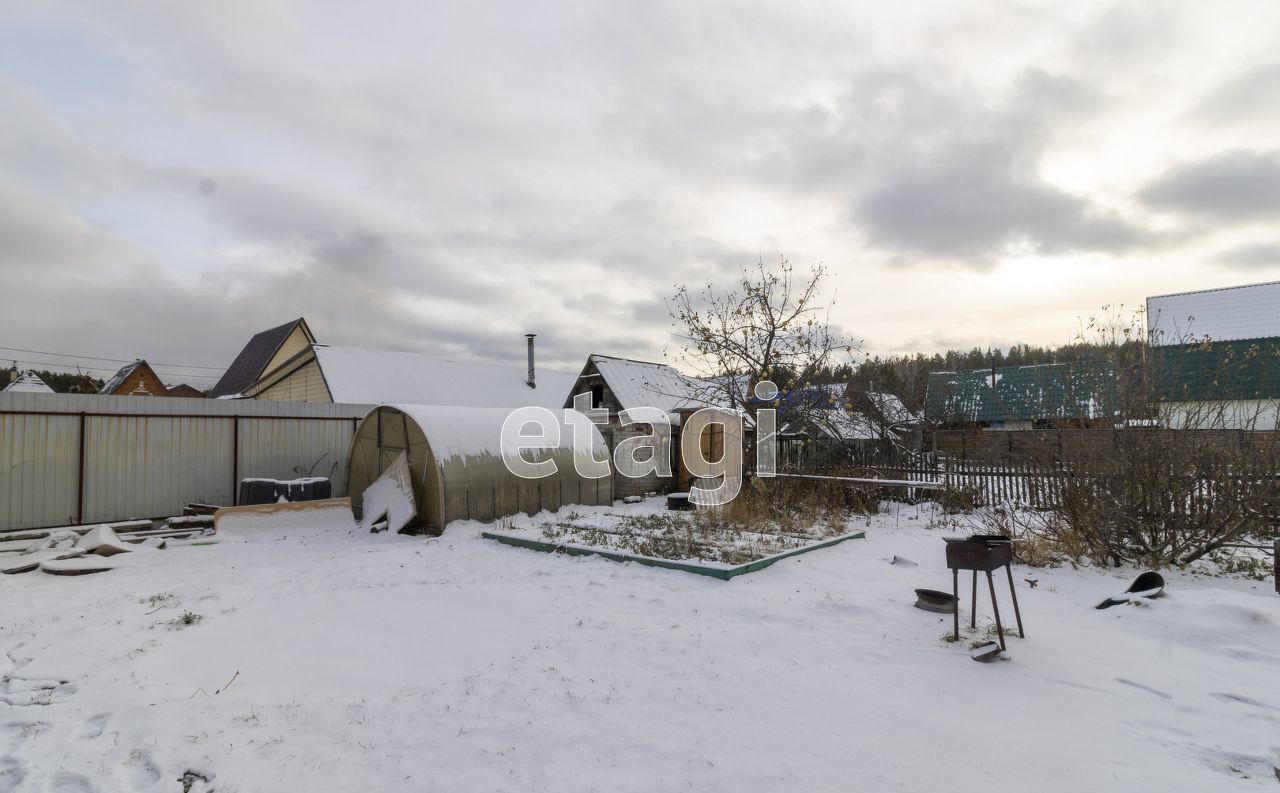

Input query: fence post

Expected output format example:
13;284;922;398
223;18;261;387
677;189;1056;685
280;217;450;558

1274;539;1279;596
231;415;240;506
76;412;86;524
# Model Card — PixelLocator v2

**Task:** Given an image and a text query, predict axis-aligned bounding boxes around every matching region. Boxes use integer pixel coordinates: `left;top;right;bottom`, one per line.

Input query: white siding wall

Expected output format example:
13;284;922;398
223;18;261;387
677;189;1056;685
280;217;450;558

1161;400;1280;430
254;360;331;402
264;325;314;375
1148;282;1280;345
0;392;369;531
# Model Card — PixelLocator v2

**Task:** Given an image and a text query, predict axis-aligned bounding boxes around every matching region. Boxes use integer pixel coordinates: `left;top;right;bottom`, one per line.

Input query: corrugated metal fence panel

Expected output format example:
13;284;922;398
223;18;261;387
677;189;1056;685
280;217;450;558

82;415;236;523
0;413;80;530
236;418;357;495
0;393;373;530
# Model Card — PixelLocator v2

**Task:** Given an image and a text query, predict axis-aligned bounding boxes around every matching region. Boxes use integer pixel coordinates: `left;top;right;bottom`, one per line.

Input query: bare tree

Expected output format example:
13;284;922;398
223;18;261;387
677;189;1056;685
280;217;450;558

667;257;858;433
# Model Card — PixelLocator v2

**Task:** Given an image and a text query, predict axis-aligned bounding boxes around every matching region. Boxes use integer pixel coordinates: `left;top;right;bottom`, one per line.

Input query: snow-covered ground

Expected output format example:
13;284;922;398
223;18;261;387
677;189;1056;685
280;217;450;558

2;499;1278;792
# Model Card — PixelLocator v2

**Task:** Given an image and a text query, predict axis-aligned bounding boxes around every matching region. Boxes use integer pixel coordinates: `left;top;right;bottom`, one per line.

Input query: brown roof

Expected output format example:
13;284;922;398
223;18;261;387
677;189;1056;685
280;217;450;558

166;383;207;399
208;318;308;398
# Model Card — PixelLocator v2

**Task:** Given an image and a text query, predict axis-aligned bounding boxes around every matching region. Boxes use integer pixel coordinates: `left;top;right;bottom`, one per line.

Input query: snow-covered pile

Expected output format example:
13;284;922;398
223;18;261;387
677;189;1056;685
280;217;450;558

1;499;1277;791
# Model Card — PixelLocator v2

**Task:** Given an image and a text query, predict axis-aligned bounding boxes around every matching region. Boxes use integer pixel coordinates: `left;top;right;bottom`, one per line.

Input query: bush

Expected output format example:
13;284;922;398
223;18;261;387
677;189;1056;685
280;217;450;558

1005;428;1277;566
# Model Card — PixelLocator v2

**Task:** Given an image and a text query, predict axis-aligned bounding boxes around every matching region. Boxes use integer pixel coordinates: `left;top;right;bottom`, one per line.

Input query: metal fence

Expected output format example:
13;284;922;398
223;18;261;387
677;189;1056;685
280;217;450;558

0;392;371;531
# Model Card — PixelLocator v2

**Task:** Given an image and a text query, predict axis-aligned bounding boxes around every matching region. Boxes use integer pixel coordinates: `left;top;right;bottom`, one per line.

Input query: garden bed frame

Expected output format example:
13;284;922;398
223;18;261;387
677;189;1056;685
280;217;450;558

482;529;866;580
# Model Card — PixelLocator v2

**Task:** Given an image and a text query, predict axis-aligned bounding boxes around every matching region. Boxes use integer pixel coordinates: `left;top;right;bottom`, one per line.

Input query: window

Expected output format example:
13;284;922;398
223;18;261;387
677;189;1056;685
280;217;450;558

591;384;605;409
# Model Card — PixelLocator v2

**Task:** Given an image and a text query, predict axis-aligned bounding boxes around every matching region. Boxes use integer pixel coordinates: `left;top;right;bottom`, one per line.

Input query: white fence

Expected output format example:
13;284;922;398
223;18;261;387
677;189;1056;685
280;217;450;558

0;392;372;531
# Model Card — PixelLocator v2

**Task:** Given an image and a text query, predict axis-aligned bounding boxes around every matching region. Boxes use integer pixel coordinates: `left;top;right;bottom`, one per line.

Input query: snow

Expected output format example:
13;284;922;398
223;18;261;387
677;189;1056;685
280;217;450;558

358;452;416;533
590;354;706;418
1;500;1278;791
74;525;134;556
488;498;854;567
392;403;609;463
314;345;577;409
1;370;53;394
240;477;328;485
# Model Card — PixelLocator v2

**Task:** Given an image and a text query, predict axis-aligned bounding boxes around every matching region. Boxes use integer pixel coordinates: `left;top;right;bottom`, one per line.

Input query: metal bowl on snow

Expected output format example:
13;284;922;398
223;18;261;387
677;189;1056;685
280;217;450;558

914;588;960;614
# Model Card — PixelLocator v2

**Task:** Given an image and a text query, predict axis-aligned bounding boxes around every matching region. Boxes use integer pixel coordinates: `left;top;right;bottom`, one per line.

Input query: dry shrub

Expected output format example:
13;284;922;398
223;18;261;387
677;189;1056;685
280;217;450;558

935;485;980;514
968;428;1279;567
1045;430;1276;566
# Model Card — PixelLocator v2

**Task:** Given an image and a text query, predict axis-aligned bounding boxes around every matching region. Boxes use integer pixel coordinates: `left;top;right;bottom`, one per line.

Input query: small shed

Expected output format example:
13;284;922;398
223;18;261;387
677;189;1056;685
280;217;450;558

346;404;613;533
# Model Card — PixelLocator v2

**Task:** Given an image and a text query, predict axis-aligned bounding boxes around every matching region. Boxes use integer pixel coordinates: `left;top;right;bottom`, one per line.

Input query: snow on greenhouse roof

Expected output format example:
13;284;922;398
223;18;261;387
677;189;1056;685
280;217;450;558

316;345;576;410
388;403;608;464
2;370;54;394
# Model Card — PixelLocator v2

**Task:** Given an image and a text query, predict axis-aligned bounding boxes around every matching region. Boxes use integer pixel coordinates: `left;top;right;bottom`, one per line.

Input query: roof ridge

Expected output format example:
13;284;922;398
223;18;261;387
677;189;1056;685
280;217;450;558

1147;279;1280;301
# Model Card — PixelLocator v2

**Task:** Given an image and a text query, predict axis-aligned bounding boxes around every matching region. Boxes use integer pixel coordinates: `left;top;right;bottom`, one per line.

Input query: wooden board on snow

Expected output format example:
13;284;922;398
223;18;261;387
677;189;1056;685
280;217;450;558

213;498;354;534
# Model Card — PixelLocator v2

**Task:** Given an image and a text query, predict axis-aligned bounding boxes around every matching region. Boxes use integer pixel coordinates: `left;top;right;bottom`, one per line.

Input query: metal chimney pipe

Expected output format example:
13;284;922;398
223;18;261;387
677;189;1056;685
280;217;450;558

525;333;536;388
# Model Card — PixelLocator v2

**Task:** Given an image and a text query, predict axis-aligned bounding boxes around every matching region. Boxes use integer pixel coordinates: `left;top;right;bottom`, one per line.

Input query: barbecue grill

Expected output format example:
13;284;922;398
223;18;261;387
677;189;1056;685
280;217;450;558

944;535;1025;651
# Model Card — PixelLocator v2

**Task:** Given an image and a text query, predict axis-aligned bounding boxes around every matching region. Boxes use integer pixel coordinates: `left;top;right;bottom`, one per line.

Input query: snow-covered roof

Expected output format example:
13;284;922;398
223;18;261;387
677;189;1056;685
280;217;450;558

315;345;575;410
869;391;914;426
589;355;705;416
2;370;53;394
776;389;917;441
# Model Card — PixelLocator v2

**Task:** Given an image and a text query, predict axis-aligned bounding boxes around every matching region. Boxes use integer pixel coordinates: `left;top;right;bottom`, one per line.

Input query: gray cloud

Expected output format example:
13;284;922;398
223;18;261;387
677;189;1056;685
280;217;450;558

853;71;1145;262
1140;150;1280;220
3;0;1280;374
858;142;1142;261
1194;61;1280;126
1217;241;1280;270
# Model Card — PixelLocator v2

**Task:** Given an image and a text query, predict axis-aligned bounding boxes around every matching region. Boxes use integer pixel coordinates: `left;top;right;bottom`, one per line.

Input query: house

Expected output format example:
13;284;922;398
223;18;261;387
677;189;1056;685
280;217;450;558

924;361;1117;430
565;354;713;498
243;341;576;410
209;317;316;399
2;370;54;394
749;383;920;467
1147;281;1280;430
100;360;168;397
166;384;207;399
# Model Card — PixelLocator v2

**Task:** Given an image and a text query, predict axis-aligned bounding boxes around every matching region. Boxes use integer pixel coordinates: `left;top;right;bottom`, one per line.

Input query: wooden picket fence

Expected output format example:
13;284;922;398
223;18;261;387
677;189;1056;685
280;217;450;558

782;431;1280;524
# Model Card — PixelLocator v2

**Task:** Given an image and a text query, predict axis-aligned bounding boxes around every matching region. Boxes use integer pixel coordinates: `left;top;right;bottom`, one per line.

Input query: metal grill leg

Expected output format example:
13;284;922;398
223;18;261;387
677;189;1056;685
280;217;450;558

986;570;1006;651
971;570;978;629
952;567;960;641
1005;563;1025;638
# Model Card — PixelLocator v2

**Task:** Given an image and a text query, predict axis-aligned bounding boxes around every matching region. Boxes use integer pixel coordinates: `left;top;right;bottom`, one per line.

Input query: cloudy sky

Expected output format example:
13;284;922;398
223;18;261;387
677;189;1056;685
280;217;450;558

3;1;1279;389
